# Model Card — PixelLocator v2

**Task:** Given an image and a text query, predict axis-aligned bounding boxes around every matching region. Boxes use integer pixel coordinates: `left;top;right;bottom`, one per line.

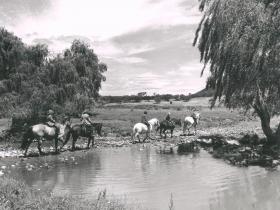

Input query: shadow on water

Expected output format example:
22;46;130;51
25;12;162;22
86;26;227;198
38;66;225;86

11;144;280;210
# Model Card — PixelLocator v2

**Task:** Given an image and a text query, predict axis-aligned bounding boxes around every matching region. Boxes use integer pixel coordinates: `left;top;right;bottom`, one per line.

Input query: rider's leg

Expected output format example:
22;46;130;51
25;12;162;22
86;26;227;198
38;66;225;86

72;136;77;150
24;140;32;157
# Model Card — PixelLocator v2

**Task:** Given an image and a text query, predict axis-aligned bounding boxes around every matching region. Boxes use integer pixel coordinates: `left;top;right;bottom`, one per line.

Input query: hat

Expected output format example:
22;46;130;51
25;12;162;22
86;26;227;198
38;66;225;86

83;110;90;115
48;109;54;115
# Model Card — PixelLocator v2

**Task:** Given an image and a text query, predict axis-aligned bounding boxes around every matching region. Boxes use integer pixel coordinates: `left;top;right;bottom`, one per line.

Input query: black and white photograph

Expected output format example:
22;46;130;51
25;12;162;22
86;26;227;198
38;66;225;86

0;0;280;209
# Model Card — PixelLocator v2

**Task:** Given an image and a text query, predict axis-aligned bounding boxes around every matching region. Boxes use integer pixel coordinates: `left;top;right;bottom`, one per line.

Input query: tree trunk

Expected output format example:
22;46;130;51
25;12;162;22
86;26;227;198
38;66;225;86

255;107;280;144
253;83;279;144
274;123;280;142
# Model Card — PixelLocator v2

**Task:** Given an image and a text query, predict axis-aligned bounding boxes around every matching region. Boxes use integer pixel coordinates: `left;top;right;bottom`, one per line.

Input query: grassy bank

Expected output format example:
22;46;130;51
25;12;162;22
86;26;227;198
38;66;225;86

0;177;141;210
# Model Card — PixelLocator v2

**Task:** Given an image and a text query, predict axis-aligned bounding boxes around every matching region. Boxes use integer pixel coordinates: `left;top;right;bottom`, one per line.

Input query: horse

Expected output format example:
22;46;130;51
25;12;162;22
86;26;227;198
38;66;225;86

20;120;71;156
157;118;181;138
170;118;182;127
62;123;102;150
148;118;160;133
183;112;200;135
131;118;158;142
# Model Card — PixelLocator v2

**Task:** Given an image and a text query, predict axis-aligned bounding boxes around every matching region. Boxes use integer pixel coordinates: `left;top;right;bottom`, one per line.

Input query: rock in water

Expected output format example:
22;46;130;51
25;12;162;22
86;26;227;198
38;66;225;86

177;142;199;154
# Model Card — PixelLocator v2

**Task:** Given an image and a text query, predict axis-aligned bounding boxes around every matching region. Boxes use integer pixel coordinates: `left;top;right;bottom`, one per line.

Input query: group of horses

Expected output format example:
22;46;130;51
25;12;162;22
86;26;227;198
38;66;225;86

20;120;102;156
132;112;200;142
20;112;200;156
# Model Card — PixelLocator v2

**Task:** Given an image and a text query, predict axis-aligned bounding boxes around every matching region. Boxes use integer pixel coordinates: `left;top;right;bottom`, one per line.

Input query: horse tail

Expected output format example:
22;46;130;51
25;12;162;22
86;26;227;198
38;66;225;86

20;127;33;150
131;125;137;141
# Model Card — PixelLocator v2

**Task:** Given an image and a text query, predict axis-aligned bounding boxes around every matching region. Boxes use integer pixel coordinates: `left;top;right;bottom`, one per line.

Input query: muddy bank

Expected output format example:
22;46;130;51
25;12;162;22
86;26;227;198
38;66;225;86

1;117;280;172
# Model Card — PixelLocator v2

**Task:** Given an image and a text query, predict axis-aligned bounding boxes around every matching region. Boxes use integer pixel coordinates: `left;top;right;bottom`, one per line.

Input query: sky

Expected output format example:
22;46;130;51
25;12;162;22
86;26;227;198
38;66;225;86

0;0;208;96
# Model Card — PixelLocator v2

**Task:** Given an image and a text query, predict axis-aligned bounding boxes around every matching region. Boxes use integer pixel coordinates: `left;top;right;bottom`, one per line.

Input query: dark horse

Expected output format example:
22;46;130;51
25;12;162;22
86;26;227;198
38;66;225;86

62;123;102;150
157;118;181;138
20;121;71;156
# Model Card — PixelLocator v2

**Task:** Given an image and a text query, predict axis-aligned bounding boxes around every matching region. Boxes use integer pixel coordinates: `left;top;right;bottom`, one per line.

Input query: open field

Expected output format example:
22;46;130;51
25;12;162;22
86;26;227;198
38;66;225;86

0;97;276;146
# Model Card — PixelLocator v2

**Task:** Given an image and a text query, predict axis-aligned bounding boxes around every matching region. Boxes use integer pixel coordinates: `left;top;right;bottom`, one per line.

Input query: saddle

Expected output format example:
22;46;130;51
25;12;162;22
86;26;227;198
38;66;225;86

165;120;175;127
81;124;93;135
45;123;59;136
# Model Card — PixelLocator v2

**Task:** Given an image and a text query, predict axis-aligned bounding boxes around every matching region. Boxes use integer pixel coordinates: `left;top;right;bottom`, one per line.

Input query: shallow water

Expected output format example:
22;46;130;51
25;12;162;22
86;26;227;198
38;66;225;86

13;145;280;210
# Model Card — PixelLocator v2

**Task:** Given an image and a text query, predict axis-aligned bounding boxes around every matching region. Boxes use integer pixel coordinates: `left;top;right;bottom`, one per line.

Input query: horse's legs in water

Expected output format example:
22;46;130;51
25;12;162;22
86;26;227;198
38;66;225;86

37;138;43;155
163;129;167;139
183;122;186;134
87;137;91;149
136;133;141;143
72;135;78;151
54;137;59;154
24;140;32;157
143;132;148;142
91;136;95;147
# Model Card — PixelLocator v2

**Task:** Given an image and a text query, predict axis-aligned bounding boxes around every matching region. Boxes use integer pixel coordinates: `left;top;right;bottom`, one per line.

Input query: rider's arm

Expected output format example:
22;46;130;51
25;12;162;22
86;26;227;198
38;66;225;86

87;117;93;124
47;115;56;123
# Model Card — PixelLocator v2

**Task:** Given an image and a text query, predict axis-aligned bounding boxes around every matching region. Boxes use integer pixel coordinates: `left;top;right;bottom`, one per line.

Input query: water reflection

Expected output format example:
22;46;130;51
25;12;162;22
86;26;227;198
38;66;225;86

13;145;280;210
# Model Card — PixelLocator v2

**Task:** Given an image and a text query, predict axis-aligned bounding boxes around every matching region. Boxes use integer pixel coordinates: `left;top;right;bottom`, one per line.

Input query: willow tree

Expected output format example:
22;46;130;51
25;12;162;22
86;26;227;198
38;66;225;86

0;27;107;126
194;0;280;143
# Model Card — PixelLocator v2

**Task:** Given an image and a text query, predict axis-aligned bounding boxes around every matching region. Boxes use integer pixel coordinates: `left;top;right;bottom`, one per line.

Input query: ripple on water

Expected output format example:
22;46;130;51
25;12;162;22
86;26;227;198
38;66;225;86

10;145;280;210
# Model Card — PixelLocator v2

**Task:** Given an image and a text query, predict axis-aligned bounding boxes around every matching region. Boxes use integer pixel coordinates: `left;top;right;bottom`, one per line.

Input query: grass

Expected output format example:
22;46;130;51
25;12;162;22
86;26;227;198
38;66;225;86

91;105;246;137
0;177;142;210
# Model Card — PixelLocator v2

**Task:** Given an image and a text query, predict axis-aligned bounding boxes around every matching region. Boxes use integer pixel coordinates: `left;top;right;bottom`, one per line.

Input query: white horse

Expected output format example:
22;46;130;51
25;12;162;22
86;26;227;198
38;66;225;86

131;118;159;142
148;118;160;132
183;112;200;135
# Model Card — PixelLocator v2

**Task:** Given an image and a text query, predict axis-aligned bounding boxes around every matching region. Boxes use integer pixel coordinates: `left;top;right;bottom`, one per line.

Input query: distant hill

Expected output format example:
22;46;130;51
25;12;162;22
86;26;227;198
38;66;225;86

190;88;215;98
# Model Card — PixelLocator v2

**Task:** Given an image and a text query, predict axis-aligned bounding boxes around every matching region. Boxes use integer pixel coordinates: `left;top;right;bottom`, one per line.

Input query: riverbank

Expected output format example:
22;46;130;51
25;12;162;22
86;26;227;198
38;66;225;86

0;176;142;210
1;103;280;172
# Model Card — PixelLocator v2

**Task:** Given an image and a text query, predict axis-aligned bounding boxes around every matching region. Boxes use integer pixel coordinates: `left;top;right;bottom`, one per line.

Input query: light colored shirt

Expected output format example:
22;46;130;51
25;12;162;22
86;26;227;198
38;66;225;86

81;113;92;125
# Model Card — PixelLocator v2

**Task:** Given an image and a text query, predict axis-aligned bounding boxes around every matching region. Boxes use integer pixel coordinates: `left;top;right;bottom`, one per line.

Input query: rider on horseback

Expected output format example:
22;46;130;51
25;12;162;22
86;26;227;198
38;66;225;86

165;112;171;121
46;109;56;126
46;109;59;135
81;110;93;134
191;111;199;126
141;111;150;133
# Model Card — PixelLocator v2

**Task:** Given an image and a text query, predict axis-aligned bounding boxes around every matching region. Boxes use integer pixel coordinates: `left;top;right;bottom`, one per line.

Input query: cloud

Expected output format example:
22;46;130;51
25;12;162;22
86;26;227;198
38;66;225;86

113;57;147;64
6;0;201;40
1;0;207;96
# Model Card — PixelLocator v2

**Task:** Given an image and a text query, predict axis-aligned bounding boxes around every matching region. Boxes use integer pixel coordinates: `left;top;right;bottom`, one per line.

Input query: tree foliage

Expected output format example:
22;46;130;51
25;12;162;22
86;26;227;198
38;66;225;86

0;28;107;128
194;0;280;142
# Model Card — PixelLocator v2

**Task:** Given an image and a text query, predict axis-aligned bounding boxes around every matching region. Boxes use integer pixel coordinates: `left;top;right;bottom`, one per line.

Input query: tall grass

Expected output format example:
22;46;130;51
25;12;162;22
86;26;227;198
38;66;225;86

0;177;142;210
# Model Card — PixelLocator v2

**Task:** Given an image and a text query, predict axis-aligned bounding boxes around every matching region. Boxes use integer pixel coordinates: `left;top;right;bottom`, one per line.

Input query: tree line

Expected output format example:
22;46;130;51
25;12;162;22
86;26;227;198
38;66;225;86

0;28;107;130
101;88;214;104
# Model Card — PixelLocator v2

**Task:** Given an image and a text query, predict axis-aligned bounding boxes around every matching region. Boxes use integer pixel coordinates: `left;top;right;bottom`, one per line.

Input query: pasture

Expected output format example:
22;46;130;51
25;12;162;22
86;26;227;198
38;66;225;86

0;97;268;146
89;98;252;139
